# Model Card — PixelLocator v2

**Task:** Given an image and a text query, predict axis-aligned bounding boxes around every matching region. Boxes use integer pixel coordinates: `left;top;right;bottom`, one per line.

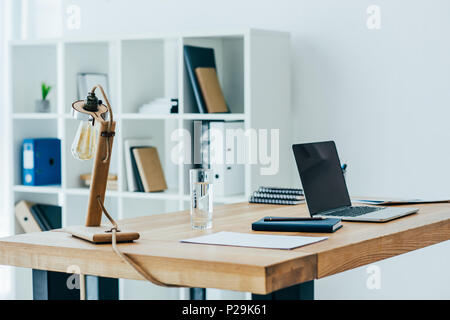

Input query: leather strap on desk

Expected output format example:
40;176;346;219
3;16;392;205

97;197;180;288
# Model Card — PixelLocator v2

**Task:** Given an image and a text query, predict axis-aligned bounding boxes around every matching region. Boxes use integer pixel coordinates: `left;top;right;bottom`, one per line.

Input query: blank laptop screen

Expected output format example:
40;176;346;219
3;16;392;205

292;141;351;215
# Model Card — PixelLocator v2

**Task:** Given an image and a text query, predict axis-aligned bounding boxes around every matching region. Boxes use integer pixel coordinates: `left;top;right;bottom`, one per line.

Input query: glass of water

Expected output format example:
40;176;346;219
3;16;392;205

190;169;213;230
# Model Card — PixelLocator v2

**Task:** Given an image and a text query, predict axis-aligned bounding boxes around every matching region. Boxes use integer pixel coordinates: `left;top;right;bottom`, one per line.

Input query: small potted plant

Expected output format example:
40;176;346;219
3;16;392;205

35;82;52;113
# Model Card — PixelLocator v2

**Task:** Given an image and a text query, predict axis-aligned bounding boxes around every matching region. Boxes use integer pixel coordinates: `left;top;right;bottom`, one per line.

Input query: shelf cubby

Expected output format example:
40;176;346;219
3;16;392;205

12;119;59;186
120;118;178;192
11;44;58;114
13;191;60;234
121;38;178;114
64;41;111;112
181;35;244;114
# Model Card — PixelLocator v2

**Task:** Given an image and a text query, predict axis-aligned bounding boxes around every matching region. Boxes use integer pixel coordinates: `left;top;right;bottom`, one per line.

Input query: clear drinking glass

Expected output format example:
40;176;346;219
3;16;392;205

190;169;213;230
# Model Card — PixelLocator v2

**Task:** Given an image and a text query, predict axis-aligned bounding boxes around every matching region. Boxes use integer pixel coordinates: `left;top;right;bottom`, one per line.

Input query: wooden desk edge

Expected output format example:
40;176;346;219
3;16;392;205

315;218;450;278
0;232;318;295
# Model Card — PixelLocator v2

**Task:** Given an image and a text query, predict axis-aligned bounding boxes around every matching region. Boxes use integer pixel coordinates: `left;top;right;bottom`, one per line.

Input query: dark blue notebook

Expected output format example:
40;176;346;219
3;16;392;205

252;217;342;233
130;146;145;192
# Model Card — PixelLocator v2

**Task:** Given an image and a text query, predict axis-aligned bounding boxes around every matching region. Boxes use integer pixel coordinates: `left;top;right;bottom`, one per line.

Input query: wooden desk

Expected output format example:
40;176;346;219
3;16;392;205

1;202;449;299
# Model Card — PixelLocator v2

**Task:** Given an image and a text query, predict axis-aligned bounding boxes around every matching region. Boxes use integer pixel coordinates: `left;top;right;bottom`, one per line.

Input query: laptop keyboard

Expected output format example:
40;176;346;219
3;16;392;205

321;206;384;217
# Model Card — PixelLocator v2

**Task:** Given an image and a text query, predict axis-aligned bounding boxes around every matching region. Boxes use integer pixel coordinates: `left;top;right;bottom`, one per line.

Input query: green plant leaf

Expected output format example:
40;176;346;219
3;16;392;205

41;82;52;100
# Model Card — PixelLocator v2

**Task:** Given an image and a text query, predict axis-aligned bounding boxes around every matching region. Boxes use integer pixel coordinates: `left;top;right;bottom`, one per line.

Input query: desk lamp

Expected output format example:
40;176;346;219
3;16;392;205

65;85;139;244
64;85;177;288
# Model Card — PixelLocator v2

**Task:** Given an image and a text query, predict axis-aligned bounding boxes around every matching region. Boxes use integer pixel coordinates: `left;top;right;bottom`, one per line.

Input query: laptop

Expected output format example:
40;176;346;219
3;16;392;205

292;141;418;222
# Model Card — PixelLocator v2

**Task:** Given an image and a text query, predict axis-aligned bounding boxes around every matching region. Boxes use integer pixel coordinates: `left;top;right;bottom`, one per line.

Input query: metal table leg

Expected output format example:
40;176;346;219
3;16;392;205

32;269;119;300
252;280;314;300
32;270;80;300
85;275;119;300
190;288;207;300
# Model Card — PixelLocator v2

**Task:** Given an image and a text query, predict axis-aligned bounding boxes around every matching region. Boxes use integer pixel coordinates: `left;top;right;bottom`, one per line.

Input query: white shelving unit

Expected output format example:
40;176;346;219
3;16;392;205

7;28;291;300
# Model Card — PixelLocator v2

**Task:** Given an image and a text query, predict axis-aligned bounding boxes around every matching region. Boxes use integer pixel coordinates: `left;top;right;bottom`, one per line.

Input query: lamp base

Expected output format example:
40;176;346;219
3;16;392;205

64;225;140;244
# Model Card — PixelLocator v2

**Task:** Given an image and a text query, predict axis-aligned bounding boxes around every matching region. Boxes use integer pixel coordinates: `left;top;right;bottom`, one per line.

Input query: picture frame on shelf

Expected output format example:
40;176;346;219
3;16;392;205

77;73;109;100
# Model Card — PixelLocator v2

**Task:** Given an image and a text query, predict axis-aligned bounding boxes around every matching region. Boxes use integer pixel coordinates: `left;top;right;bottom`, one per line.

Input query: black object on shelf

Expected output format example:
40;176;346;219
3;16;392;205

170;98;179;114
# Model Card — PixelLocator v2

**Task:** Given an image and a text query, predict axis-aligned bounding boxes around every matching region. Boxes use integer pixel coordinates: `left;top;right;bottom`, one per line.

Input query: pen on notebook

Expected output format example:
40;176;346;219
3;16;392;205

264;217;325;222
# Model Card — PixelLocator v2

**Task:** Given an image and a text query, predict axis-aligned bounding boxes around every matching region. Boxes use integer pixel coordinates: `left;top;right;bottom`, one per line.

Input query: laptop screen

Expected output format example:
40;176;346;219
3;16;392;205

292;141;351;215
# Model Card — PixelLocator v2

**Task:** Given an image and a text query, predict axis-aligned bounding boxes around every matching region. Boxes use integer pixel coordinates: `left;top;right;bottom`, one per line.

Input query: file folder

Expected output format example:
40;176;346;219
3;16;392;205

201;121;245;196
22;138;61;186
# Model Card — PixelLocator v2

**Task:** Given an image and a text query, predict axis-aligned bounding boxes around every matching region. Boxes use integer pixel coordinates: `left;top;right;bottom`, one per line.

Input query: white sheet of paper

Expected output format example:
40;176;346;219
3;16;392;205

180;231;328;250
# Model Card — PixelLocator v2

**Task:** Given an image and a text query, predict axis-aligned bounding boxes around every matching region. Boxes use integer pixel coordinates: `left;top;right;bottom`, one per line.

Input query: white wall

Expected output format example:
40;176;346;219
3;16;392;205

0;0;14;300
8;0;450;299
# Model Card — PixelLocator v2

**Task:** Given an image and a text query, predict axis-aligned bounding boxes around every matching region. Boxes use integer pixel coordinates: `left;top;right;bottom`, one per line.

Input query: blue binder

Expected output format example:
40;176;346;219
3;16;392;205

22;138;61;186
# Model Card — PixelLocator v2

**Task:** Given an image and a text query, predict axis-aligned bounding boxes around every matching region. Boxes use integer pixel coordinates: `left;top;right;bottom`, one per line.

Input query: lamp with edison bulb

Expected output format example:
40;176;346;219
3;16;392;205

64;85;177;289
64;85;139;244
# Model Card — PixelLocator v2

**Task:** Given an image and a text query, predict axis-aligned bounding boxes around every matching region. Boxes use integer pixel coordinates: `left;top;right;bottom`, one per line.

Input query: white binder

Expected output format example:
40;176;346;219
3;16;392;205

206;121;245;197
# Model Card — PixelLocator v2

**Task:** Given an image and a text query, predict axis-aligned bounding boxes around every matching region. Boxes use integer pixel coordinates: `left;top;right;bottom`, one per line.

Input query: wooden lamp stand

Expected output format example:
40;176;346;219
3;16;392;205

65;85;139;244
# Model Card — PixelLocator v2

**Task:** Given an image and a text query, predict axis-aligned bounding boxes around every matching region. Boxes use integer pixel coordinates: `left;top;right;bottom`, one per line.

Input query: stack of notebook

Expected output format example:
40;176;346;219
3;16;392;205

249;186;305;205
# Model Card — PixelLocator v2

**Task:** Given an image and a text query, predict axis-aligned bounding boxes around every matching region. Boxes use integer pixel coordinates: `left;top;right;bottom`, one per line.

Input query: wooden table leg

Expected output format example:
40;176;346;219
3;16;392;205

252;280;314;300
32;269;119;300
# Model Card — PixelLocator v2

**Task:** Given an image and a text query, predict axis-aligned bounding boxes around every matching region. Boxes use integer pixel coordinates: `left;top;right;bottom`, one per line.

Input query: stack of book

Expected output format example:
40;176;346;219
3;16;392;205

249;186;305;205
124;139;167;193
80;173;118;190
138;98;179;114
